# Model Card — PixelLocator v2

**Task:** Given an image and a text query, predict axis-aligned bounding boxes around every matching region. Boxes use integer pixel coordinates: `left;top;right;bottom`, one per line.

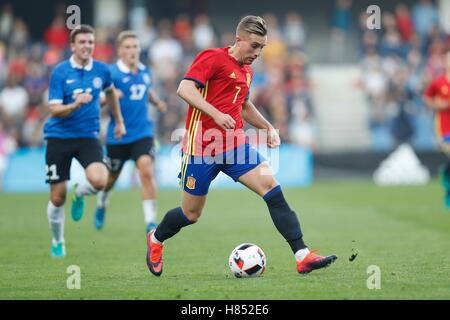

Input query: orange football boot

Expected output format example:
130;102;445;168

146;229;164;276
296;250;337;274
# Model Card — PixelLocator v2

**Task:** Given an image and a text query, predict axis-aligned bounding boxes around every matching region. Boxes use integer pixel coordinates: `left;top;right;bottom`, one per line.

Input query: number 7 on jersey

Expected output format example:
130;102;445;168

233;86;241;104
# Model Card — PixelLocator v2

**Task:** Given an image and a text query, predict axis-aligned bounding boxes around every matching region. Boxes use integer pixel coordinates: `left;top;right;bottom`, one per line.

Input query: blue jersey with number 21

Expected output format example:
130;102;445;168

44;56;113;139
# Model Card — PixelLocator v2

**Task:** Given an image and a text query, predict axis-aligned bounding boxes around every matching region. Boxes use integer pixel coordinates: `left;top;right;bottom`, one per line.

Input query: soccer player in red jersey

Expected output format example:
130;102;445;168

146;16;337;276
423;51;450;207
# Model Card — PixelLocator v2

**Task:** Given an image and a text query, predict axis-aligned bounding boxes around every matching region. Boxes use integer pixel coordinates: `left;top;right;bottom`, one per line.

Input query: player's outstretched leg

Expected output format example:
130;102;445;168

263;185;337;274
239;162;337;274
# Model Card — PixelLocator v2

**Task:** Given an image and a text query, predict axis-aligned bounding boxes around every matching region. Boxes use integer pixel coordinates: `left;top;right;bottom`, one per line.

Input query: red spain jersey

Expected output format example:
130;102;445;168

424;75;450;139
182;47;253;156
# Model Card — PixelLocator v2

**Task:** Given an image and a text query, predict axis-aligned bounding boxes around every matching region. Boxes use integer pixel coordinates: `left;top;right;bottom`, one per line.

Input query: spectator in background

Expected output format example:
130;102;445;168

425;38;446;79
149;20;183;81
285;52;316;149
405;49;425;100
379;29;405;57
0;41;7;87
361;48;388;125
382;11;398;32
0;121;18;188
412;0;438;40
360;29;378;52
21;103;45;147
192;14;215;50
331;0;352;34
24;61;47;106
0;74;29;131
93;28;114;63
135;16;157;60
9;18;29;53
173;14;192;45
0;3;13;42
44;16;69;51
42;43;63;67
261;14;288;66
7;50;27;83
283;11;306;51
329;0;352;62
395;4;414;43
391;88;414;146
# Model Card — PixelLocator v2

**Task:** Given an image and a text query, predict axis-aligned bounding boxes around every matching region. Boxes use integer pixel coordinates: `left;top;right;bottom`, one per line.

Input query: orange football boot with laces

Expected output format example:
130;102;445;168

296;250;337;274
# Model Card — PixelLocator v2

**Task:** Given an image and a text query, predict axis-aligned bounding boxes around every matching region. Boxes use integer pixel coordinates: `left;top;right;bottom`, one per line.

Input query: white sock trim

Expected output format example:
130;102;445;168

295;248;310;262
151;232;163;245
76;182;100;197
142;199;157;225
47;201;65;244
97;190;111;208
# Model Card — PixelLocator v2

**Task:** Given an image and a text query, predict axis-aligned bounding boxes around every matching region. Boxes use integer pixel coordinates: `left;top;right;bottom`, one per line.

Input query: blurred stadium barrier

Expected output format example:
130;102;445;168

1;143;313;192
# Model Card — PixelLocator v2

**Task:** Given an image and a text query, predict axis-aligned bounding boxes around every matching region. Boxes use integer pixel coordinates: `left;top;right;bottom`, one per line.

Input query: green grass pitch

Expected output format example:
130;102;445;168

1;179;450;299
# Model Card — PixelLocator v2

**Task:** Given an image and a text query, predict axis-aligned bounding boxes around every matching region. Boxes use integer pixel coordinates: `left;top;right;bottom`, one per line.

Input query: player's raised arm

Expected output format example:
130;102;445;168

177;79;236;130
104;87;126;138
242;99;280;148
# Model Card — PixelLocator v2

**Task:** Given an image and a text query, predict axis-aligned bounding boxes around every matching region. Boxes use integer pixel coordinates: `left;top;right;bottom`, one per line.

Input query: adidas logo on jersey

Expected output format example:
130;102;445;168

229;72;236;79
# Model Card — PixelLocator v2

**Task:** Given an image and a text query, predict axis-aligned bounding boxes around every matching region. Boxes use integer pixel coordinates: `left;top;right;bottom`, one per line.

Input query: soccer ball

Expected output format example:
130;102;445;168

228;243;266;278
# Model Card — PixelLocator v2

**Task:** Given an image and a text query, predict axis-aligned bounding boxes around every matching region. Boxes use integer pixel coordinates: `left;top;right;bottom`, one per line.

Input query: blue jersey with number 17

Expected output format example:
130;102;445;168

106;60;154;145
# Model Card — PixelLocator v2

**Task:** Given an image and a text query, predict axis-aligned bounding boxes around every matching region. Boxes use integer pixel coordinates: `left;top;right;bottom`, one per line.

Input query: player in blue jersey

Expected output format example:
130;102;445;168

94;31;167;233
44;25;126;257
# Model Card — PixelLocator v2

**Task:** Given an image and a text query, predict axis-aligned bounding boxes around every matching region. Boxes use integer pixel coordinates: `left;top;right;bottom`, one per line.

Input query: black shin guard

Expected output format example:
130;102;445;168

154;207;194;242
263;186;306;253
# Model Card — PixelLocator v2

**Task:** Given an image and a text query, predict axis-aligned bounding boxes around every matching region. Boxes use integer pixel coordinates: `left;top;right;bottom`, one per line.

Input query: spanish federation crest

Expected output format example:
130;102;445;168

246;73;251;88
186;176;196;190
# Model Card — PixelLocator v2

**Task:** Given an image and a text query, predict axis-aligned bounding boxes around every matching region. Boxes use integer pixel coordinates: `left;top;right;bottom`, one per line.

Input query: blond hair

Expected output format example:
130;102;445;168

116;30;138;46
236;15;267;37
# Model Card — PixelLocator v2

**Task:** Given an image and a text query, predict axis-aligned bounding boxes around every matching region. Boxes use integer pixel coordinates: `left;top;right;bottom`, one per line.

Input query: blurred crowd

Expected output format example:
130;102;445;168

2;0;445;172
0;3;315;170
358;0;444;150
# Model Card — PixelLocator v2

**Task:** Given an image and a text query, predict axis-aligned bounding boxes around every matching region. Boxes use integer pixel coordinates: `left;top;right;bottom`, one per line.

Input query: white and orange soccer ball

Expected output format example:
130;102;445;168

228;243;266;278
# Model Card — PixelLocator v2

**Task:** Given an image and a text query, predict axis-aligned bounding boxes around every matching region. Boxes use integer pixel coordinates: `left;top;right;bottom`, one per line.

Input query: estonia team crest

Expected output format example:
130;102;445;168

143;74;151;84
93;77;102;89
186;176;196;190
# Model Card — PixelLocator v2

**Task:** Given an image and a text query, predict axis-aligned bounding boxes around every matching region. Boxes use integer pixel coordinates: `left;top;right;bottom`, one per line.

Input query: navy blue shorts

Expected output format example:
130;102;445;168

178;143;265;196
106;137;155;173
